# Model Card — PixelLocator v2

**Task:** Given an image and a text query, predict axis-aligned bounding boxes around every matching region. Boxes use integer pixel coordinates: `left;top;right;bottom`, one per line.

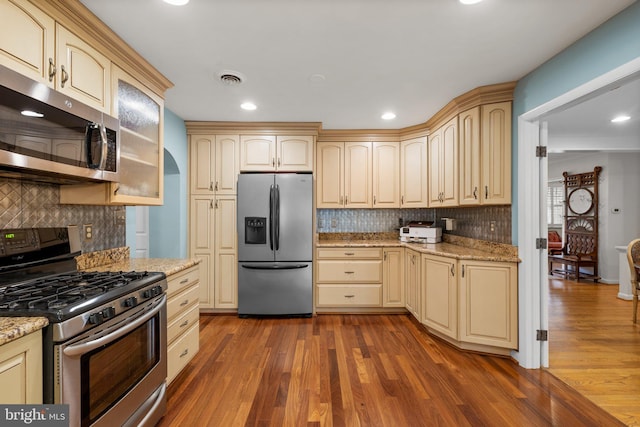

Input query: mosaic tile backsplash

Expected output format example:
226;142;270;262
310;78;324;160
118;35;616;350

0;178;125;253
317;205;512;244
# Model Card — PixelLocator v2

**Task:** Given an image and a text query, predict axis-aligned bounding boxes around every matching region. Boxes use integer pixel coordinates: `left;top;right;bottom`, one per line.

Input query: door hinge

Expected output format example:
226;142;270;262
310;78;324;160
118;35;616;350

536;146;547;157
536;238;547;249
536;330;548;341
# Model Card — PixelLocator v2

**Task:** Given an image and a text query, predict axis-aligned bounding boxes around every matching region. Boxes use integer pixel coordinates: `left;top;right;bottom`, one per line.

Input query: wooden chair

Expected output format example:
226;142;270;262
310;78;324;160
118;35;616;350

627;238;640;323
548;227;599;282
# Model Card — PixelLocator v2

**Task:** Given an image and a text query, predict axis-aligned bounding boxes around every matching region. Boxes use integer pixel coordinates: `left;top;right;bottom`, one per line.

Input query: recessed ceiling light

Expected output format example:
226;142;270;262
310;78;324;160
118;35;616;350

381;112;396;120
21;110;44;118
241;102;257;111
163;0;189;5
459;0;483;4
611;115;631;123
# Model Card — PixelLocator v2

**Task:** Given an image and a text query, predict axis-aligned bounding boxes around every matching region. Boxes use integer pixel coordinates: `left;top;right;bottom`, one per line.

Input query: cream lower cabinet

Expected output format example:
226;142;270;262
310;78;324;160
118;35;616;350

189;195;237;310
0;331;42;404
404;248;421;320
316;247;382;307
166;265;200;384
459;260;518;349
382;247;404;307
421;254;458;339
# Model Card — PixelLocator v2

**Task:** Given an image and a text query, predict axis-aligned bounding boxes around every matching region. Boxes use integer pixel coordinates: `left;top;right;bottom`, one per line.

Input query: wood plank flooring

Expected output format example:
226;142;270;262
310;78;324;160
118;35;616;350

547;277;640;426
159;309;624;426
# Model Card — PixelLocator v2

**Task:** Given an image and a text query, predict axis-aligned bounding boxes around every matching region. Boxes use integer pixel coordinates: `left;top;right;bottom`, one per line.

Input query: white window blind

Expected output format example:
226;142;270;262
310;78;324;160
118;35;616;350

547;182;564;227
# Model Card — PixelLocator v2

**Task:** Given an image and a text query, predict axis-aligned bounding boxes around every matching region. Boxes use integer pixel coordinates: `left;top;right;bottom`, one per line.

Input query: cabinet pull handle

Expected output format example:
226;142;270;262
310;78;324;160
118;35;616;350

451;264;455;276
401;195;404;204
180;320;189;328
373;195;376;205
215;199;219;209
411;255;415;264
48;58;56;81
277;158;281;167
209;182;214;191
344;271;355;274
462;265;465;278
340;196;344;205
210;200;214;209
114;186;120;195
473;187;478;199
272;158;276;167
180;278;189;284
485;185;489;199
215;181;219;191
384;252;387;261
344;295;355;298
60;65;69;87
180;349;189;357
344;252;355;256
345;196;348;205
180;299;189;306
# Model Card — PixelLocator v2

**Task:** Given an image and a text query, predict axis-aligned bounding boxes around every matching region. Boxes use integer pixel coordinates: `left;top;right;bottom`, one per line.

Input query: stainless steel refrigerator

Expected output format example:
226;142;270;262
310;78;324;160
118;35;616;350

237;173;313;316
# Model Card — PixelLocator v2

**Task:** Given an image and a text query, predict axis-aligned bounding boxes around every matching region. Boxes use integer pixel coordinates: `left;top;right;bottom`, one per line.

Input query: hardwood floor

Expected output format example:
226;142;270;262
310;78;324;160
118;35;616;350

160;310;623;426
547;277;640;426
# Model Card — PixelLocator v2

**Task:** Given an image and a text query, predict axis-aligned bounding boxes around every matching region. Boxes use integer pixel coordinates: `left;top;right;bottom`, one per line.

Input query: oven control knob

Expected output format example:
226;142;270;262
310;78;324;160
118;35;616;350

102;307;116;319
88;312;103;325
123;297;138;308
142;286;163;299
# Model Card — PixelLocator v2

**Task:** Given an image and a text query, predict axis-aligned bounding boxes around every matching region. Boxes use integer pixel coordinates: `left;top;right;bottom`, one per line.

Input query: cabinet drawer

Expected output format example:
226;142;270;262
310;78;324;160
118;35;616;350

167;284;200;320
317;260;382;283
167;303;199;344
316;247;382;259
317;285;381;306
167;323;199;384
167;266;200;297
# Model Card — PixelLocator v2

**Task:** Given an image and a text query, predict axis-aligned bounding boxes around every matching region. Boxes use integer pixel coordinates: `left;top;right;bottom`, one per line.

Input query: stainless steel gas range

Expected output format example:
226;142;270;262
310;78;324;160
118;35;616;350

0;227;167;427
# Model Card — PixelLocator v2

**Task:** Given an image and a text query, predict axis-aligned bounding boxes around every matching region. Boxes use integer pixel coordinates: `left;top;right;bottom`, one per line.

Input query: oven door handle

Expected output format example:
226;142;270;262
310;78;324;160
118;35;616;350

63;295;165;358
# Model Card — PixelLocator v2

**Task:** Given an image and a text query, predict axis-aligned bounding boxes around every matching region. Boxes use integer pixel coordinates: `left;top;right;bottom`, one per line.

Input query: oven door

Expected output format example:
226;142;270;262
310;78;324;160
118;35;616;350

55;294;167;427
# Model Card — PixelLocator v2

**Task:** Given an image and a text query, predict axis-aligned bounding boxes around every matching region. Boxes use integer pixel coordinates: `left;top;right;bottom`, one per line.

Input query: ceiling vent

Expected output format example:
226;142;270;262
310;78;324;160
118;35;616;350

218;71;244;86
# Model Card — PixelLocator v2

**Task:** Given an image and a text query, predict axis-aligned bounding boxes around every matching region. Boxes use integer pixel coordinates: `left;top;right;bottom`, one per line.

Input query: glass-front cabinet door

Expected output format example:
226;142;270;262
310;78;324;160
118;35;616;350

111;66;164;205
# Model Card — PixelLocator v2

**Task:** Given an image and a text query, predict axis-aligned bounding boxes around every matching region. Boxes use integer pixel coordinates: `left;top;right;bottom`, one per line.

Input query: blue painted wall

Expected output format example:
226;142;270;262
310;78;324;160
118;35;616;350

512;2;640;243
149;108;188;258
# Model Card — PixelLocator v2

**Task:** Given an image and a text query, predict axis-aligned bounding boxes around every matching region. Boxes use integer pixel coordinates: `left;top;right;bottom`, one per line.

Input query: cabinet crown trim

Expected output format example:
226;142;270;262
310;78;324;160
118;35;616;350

185;121;321;135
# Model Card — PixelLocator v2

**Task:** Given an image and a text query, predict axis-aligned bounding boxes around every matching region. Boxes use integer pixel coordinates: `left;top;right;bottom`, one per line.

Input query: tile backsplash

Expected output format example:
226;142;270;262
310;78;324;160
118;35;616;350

0;178;125;253
317;205;512;244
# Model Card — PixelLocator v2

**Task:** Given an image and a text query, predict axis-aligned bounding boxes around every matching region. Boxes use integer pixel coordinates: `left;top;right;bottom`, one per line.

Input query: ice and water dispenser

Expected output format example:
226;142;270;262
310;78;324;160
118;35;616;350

244;217;266;244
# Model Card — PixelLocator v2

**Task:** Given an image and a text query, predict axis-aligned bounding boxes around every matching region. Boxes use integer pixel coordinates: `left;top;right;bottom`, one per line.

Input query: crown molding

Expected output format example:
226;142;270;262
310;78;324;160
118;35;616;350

185;121;322;135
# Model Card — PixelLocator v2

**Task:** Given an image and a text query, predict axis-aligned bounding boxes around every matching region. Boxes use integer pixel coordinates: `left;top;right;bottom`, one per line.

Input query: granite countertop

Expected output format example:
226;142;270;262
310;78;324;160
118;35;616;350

0;317;49;346
317;233;520;263
76;247;201;276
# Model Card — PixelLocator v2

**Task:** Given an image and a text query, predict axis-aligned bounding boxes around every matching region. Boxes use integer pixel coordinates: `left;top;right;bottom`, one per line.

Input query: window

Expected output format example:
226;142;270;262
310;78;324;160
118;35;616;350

547;181;564;227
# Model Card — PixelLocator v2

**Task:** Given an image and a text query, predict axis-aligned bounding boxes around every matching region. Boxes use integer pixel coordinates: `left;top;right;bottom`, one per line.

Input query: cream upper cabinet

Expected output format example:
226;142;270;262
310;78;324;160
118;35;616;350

459;260;518;349
0;0;55;85
60;66;164;205
190;134;239;195
240;135;313;172
428;116;458;207
372;142;400;208
421;254;458;339
316;141;372;208
459;102;512;206
316;141;344;208
55;24;111;113
458;107;481;205
404;248;421;321
481;102;512;205
400;137;427;207
277;135;314;171
382;247;404;307
0;1;111;113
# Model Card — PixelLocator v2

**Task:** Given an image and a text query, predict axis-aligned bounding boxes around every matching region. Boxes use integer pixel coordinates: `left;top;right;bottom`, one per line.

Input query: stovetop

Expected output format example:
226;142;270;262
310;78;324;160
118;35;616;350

0;270;166;322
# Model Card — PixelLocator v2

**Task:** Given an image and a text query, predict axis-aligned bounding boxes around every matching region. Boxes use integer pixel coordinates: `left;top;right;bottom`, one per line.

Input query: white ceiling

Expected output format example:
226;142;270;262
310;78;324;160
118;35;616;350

79;0;636;130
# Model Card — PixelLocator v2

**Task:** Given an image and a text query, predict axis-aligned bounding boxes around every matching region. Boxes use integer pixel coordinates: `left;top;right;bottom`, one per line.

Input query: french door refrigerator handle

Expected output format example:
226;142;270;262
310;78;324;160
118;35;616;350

241;264;309;270
269;184;275;251
275;184;280;251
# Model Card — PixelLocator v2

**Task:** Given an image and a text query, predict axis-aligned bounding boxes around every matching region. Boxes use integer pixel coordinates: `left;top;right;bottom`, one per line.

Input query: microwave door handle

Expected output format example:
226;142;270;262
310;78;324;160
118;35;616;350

98;123;108;170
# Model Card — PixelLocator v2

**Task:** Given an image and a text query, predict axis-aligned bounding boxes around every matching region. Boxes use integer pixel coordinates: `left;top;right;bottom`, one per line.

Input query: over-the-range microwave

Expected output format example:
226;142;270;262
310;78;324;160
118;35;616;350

0;63;119;184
